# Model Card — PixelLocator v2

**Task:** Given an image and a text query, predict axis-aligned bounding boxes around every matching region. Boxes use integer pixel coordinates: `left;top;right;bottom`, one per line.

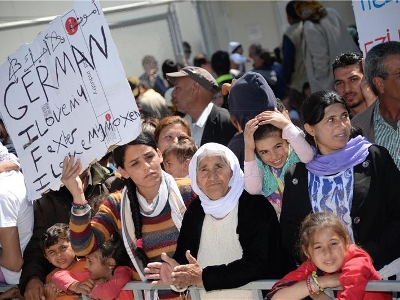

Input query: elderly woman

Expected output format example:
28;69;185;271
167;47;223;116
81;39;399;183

145;143;294;299
280;90;400;271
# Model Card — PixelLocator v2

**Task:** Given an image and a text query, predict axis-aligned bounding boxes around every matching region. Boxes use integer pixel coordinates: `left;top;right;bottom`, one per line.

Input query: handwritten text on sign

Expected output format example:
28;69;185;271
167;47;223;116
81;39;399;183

353;0;400;56
0;0;141;200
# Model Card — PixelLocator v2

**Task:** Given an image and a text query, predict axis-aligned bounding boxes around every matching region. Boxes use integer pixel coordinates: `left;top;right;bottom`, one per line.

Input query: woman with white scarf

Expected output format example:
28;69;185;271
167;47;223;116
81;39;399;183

145;143;294;299
61;132;194;300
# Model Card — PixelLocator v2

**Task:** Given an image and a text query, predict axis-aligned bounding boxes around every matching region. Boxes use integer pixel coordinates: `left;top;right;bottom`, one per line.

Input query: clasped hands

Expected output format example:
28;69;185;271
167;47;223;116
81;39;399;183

144;250;203;290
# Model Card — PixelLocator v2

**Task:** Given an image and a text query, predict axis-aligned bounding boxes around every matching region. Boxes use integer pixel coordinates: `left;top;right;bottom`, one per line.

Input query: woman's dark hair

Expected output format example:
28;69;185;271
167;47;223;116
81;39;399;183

112;131;158;267
42;223;70;252
98;233;132;272
301;90;349;147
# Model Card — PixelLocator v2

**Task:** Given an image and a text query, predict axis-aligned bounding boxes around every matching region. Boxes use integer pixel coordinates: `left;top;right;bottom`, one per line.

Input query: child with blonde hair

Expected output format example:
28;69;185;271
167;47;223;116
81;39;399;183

266;212;391;300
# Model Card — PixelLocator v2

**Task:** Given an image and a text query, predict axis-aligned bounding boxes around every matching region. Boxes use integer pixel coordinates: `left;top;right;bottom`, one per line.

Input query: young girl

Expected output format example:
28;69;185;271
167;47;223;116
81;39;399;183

244;102;314;219
52;233;133;300
266;212;391;300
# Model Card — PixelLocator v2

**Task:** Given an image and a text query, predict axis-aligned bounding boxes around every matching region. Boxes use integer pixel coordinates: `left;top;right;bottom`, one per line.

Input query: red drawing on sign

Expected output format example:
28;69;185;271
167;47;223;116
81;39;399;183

364;28;393;54
65;17;78;35
105;113;111;121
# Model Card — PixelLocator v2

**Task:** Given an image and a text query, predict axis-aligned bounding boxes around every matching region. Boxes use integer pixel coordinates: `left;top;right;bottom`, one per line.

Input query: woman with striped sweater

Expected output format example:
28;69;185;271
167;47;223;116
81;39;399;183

61;132;194;300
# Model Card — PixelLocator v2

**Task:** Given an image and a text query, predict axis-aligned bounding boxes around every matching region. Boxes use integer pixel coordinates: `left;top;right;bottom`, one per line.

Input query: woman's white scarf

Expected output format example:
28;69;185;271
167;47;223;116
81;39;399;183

121;171;186;282
188;143;244;219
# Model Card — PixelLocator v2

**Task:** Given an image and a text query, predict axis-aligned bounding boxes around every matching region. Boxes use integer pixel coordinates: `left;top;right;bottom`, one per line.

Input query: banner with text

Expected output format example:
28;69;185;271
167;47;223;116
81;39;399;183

0;0;141;200
352;0;400;57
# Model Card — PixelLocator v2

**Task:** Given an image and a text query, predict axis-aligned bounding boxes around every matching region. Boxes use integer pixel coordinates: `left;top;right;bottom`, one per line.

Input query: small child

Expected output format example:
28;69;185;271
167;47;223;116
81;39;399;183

266;212;391;300
52;233;134;300
162;135;198;179
42;223;86;300
244;100;314;219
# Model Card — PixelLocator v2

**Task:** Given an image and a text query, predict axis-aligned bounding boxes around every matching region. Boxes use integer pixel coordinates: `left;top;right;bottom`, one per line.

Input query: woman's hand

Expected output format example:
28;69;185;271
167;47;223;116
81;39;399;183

68;279;95;295
61;156;86;205
145;252;179;285
172;250;203;288
23;276;46;300
257;109;291;129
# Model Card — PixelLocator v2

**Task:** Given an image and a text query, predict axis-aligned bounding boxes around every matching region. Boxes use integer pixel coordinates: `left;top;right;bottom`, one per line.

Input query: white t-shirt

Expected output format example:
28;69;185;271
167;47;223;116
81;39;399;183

0;170;33;284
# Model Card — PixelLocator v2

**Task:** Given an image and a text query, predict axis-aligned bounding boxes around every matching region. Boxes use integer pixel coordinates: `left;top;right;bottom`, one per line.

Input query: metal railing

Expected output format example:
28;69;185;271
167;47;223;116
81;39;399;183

2;280;400;299
89;280;400;300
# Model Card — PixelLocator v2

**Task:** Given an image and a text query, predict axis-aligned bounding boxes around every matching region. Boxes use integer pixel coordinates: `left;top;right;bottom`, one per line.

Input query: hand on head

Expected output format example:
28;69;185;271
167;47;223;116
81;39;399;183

256;109;290;129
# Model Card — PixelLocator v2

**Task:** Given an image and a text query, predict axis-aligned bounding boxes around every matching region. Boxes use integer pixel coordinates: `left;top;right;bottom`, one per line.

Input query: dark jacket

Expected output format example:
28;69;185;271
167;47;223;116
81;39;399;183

351;101;376;142
200;105;237;147
280;145;400;270
173;190;295;291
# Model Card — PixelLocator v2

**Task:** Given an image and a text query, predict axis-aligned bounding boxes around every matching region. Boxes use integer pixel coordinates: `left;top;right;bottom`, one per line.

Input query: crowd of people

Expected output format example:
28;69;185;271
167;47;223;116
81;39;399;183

1;1;400;300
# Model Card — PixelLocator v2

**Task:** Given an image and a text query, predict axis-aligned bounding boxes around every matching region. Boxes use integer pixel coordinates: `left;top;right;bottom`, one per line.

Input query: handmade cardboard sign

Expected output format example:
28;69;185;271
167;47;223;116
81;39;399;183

0;0;140;200
353;0;400;56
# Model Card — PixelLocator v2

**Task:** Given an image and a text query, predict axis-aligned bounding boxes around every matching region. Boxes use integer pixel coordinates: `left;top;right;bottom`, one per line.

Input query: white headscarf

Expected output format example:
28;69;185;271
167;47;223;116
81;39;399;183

189;143;244;219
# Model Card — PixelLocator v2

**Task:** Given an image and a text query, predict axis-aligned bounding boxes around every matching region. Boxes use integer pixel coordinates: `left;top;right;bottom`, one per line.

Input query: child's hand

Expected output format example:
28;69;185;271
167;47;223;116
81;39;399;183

244;118;258;151
0;287;20;300
318;273;341;289
257;109;290;129
69;279;95;295
44;283;58;300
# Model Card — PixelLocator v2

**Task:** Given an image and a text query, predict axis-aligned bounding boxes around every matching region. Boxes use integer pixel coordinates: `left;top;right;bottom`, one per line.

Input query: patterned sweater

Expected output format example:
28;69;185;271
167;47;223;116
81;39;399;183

70;178;194;299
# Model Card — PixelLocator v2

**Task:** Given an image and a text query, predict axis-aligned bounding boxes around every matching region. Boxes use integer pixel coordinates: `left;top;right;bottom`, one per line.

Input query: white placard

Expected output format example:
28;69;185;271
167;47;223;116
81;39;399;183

352;0;400;56
0;0;141;200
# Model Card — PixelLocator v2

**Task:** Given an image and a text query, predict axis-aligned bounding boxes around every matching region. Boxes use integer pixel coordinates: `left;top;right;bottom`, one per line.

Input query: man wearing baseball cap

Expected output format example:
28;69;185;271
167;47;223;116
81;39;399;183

167;66;237;146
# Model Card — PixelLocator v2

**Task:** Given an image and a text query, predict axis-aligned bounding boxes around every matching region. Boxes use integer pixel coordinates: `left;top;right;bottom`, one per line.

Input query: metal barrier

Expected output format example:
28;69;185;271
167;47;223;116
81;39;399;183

1;280;399;299
78;280;400;300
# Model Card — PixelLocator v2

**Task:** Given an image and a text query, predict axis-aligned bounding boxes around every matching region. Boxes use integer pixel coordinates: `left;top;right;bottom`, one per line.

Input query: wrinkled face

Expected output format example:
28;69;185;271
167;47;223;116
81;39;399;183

157;123;189;153
171;77;196;114
85;251;107;280
255;132;289;169
118;145;163;191
334;64;365;109
163;153;189;178
45;239;76;269
304;227;349;274
196;155;232;200
305;103;351;155
374;54;400;102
